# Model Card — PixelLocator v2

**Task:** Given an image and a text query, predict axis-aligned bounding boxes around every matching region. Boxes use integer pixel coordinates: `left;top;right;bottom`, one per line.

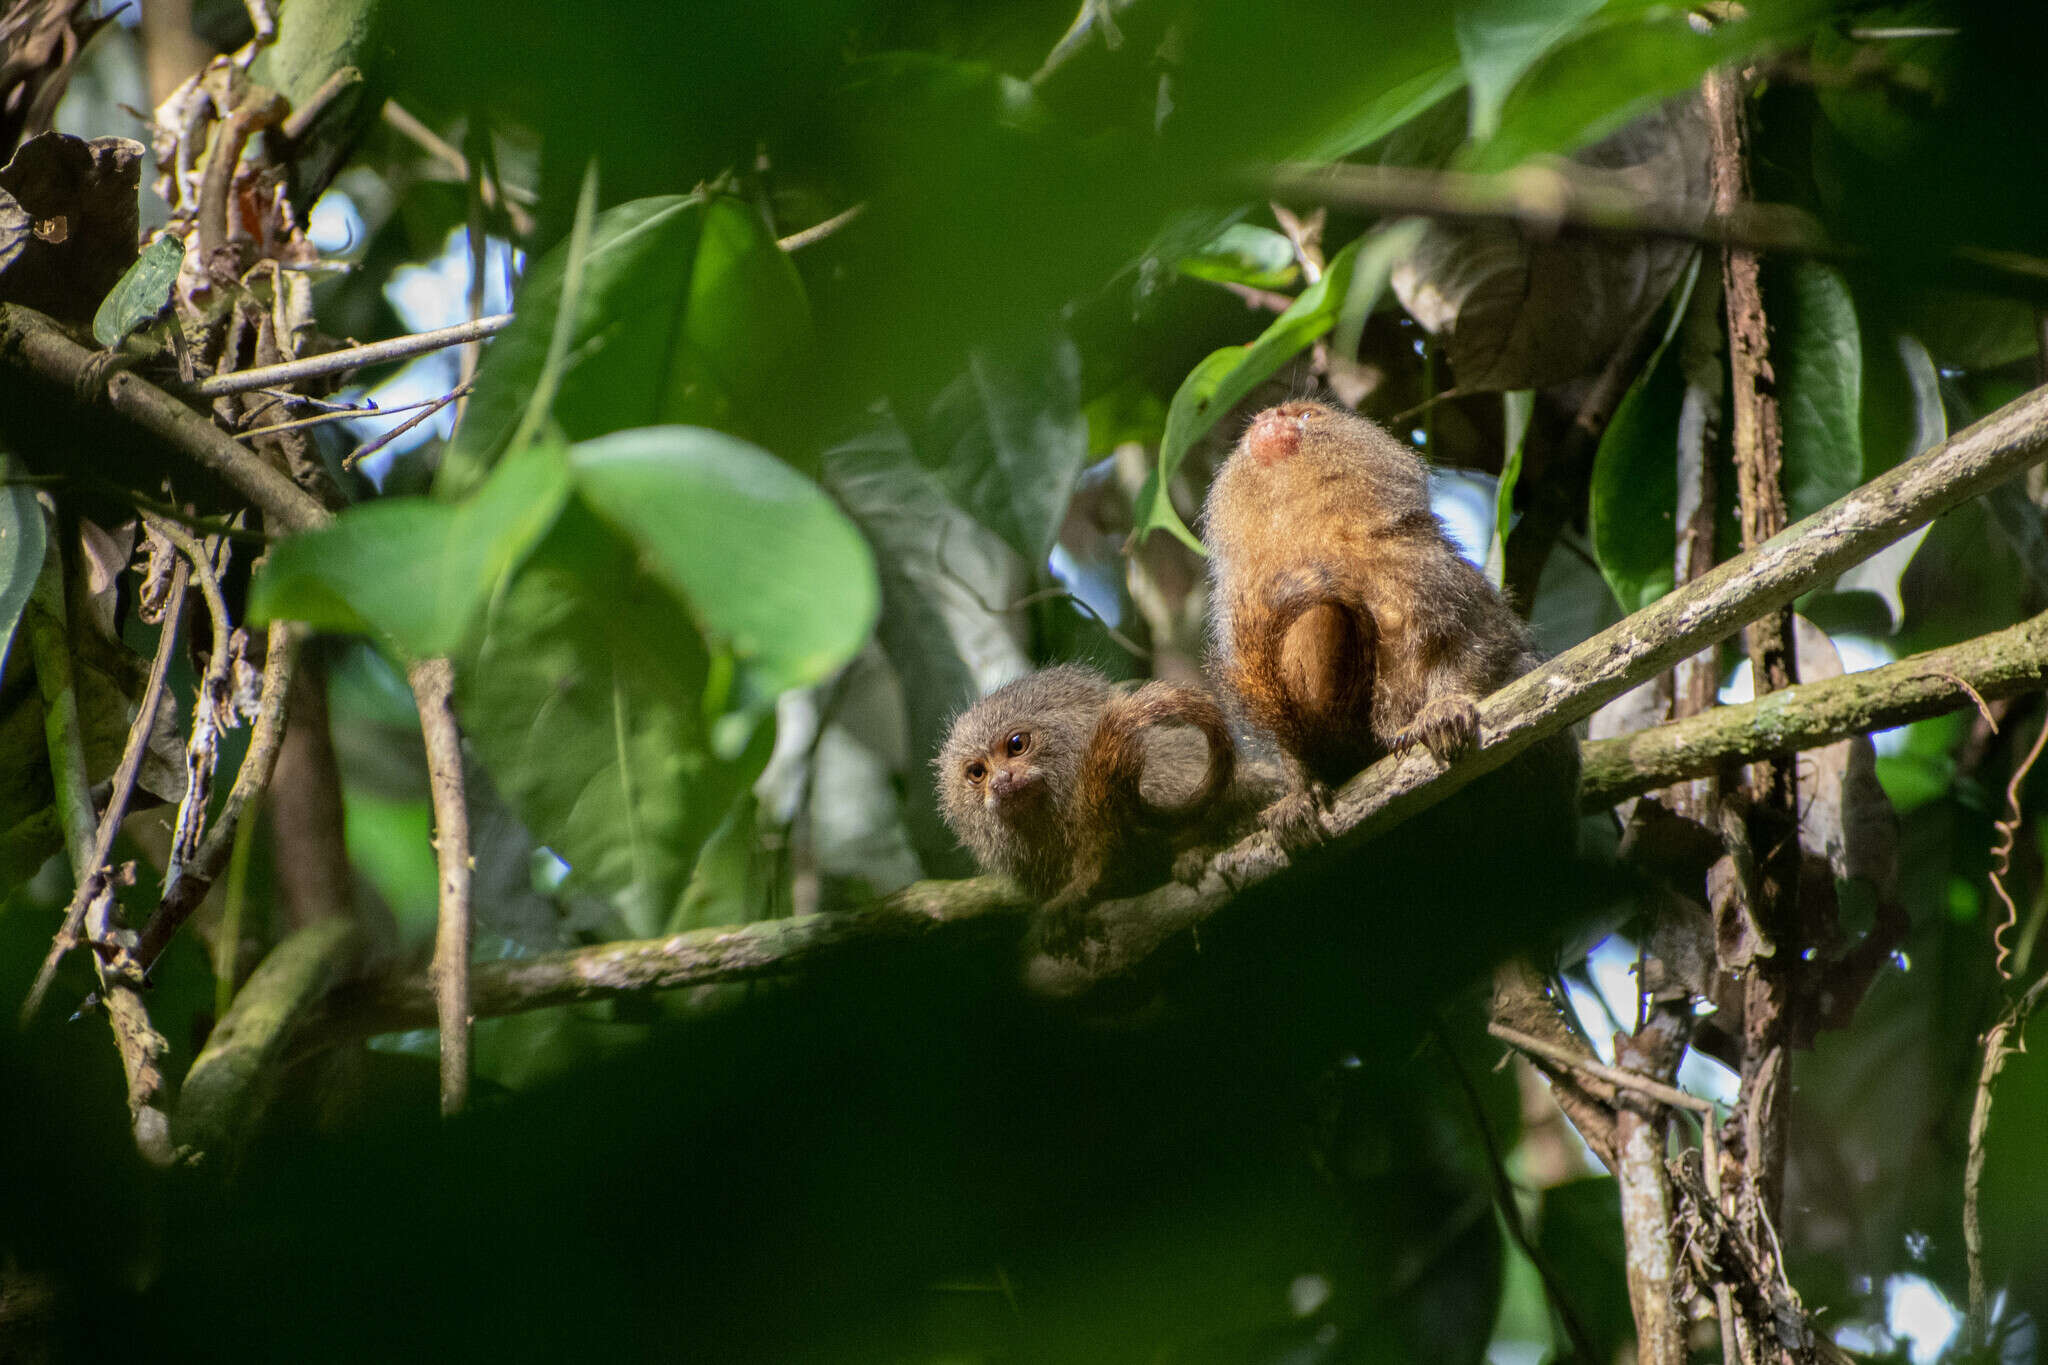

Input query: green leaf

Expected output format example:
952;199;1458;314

1485;389;1533;586
1454;0;1606;140
250;440;572;656
569;426;878;705
1138;230;1406;549
0;451;46;679
1175;224;1299;291
460;501;766;936
920;331;1088;565
1587;315;1683;613
1534;1177;1634;1365
1769;261;1864;521
1474;1;1818;172
442;194;811;495
90;236;182;347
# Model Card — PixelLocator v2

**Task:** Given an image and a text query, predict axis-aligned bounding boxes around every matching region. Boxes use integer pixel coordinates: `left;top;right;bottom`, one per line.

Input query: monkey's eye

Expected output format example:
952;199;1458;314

965;760;987;783
1006;730;1029;756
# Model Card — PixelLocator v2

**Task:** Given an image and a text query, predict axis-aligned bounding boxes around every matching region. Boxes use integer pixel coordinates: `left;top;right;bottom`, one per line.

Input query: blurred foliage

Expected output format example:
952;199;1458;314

0;0;2045;1360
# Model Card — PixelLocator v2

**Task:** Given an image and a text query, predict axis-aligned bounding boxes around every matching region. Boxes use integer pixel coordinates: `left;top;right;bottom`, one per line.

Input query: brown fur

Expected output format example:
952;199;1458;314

934;665;1237;936
1202;400;1546;846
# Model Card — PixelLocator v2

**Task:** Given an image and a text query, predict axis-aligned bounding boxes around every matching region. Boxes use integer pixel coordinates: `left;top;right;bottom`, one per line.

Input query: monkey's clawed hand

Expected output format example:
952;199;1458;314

1394;695;1481;763
1264;780;1333;853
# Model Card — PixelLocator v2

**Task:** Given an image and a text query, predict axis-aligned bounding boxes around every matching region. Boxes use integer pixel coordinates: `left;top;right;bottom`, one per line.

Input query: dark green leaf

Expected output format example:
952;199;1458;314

920;331;1088;565
0;451;46;678
442;195;811;494
250;440;571;656
1587;317;1683;613
1534;1177;1634;1365
1834;332;1943;629
90;236;182;347
1770;261;1864;521
568;426;878;707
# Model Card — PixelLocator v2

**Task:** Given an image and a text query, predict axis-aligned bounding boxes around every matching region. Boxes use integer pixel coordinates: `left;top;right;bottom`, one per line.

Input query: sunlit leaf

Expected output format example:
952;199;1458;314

91;235;181;347
251;440;572;656
1176;223;1298;291
443;194;810;494
569;426;878;707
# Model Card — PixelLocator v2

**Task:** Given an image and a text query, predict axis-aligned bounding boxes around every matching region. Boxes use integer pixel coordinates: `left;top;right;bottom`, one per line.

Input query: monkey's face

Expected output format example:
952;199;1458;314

951;725;1058;828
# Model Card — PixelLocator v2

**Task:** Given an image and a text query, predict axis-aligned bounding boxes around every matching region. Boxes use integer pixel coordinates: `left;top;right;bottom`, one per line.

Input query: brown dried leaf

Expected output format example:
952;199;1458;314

0;131;143;322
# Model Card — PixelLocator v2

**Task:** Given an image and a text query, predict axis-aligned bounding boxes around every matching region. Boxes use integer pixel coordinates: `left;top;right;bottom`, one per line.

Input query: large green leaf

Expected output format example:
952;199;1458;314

0;451;45;679
250;441;572;657
442;195;811;494
1769;260;1865;522
91;236;181;347
569;426;878;712
459;501;763;937
1473;0;1819;172
919;332;1088;565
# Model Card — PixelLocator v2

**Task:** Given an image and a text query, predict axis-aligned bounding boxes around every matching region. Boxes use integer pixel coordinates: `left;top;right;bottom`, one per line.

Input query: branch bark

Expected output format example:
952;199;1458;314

408;657;473;1117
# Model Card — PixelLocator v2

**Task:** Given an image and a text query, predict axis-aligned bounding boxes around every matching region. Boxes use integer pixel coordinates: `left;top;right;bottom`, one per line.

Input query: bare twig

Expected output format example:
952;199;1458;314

184;313;514;398
235;387;468;440
343;384;470;469
1263;161;2048;299
1489;1022;1716;1116
1613;1006;1692;1365
408;657;473;1116
776;202;864;253
134;622;296;973
20;555;189;1024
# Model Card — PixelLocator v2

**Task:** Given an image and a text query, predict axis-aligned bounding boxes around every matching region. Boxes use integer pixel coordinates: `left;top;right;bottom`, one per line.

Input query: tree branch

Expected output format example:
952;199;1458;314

1581;610;2048;806
0;303;330;533
407;656;473;1117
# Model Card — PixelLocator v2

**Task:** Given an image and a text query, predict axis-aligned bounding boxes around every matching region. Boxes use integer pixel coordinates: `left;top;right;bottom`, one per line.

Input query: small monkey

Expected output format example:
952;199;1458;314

1203;399;1550;848
935;665;1237;935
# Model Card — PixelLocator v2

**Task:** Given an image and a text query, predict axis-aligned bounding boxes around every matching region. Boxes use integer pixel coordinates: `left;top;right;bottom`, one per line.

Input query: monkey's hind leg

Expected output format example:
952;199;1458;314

1253;589;1377;852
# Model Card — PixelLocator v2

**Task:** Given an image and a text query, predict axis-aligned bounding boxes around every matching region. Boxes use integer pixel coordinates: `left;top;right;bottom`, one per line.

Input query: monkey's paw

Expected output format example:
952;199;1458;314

1395;696;1480;763
1038;889;1094;958
1263;783;1332;853
1170;845;1211;886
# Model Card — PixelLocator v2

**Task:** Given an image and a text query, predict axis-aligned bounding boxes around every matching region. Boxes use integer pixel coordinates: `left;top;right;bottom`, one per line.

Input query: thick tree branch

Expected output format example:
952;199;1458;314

0;303;330;533
348;381;2048;1026
1582;610;2048;806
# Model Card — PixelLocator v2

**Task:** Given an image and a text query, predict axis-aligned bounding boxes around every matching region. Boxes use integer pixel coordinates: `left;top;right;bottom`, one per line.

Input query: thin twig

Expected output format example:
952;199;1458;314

21;556;189;1024
184;314;514;398
776;203;864;252
1489;1022;1717;1115
343;385;470;469
235;388;467;440
408;657;473;1117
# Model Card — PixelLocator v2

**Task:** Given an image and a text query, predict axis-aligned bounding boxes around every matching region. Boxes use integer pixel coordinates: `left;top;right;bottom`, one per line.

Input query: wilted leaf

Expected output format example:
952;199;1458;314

91;235;183;347
443;195;811;494
1788;617;1898;897
0;133;142;324
1393;100;1707;392
251;441;572;656
569;426;878;708
0;187;27;277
